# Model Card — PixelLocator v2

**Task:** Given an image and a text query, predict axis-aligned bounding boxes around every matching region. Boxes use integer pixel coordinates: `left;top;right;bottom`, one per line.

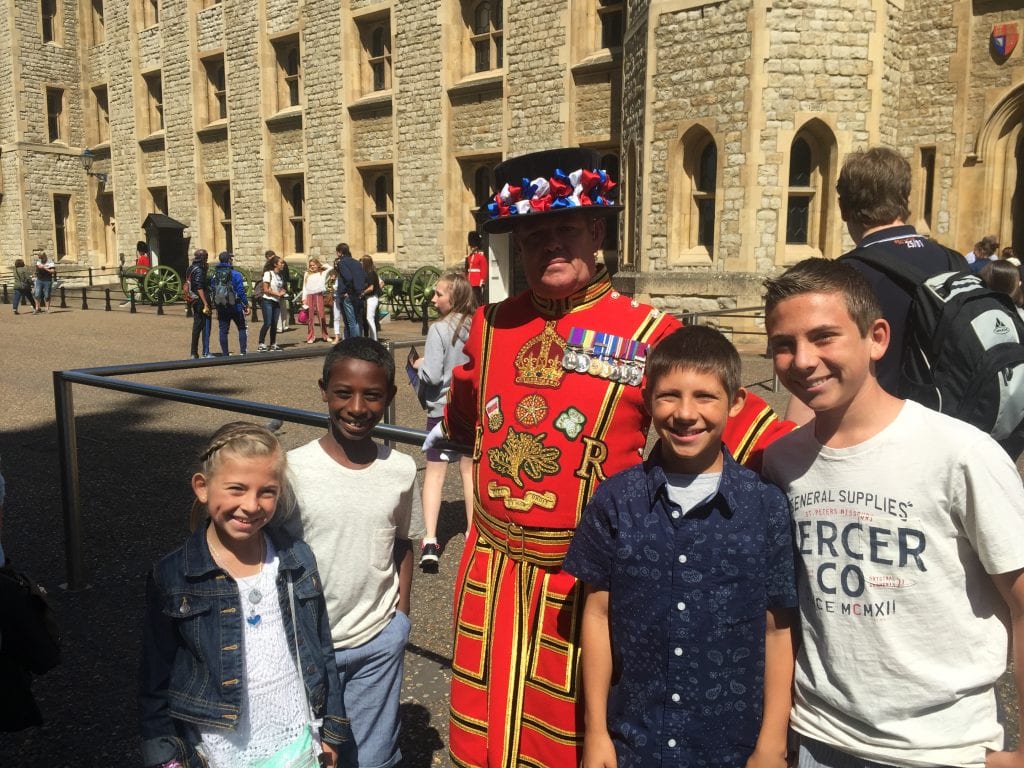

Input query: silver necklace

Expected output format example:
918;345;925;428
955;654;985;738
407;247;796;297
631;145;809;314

209;531;267;609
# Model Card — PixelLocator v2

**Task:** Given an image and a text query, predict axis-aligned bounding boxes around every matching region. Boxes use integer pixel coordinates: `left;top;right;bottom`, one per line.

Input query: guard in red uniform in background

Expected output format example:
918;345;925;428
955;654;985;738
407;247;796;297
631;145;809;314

466;231;488;306
442;148;792;768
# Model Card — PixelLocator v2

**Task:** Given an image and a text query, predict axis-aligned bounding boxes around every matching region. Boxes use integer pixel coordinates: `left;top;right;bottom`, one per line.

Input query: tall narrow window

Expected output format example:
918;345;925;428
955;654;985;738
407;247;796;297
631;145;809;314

695;142;717;251
786;138;812;244
920;147;936;230
203;57;227;122
209;183;232;253
272;37;301;111
141;0;158;27
46;88;64;142
469;1;502;73
93;84;110;144
144;72;163;133
473;166;493;229
600;152;621;253
369;23;391;91
53;195;71;259
372;174;393;253
90;0;105;44
289;180;305;253
41;0;58;43
783;121;837;256
598;1;623;49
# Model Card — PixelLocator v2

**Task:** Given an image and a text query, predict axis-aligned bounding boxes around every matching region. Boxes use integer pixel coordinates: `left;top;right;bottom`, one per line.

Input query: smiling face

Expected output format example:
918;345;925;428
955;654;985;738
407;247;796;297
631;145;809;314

319;357;396;447
192;452;282;553
767;291;889;425
645;366;745;475
512;212;604;299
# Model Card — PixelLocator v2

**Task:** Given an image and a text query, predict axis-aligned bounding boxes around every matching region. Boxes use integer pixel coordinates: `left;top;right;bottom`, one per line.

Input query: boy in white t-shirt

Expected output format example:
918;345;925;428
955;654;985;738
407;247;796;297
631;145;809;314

762;257;1024;768
286;337;424;768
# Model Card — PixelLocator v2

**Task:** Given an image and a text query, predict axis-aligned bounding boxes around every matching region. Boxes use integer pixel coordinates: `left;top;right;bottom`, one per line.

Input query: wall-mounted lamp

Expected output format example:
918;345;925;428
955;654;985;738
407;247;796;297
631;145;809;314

80;148;108;185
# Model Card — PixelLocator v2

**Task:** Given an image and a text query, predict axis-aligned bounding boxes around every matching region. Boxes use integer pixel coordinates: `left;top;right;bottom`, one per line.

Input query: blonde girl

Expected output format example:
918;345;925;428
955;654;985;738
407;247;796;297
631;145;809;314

302;258;331;343
139;423;349;768
360;255;383;341
411;271;477;571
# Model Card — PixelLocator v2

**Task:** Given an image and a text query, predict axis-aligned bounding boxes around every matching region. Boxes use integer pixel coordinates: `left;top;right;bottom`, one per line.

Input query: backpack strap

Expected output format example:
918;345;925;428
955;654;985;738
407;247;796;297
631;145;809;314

841;242;965;295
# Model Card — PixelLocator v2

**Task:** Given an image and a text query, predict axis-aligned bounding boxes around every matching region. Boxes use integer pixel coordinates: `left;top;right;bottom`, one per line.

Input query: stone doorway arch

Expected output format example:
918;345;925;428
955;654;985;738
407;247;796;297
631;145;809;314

971;83;1024;255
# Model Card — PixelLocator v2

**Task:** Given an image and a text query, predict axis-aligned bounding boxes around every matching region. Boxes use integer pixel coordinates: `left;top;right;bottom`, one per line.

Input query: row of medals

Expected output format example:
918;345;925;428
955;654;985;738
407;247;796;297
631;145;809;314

562;346;645;386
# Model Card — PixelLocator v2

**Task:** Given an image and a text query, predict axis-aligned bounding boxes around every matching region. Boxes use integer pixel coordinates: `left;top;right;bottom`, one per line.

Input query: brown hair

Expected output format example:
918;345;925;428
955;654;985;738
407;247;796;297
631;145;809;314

836;147;911;230
980;260;1023;307
764;257;882;336
645;325;741;398
360;255;376;273
189;422;292;530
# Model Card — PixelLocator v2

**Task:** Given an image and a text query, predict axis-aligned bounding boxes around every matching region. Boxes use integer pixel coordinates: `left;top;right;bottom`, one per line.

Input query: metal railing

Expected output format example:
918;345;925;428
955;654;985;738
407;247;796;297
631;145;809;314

54;339;459;591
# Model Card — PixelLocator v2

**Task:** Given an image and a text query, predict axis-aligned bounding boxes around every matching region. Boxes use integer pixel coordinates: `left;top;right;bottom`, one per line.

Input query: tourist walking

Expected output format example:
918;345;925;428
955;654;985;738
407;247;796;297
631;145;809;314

210;251;250;356
301;258;331;343
33;252;55;313
185;249;212;358
258;254;287;352
331;243;367;342
11;259;36;314
360;256;382;340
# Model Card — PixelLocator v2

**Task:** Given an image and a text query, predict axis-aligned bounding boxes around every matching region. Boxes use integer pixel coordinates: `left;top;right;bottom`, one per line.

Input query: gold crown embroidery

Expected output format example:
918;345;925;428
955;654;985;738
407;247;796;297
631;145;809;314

514;321;567;388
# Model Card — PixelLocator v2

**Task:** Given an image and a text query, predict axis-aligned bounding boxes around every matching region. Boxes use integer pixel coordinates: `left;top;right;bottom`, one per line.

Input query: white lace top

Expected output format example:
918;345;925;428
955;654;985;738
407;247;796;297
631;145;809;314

197;536;316;768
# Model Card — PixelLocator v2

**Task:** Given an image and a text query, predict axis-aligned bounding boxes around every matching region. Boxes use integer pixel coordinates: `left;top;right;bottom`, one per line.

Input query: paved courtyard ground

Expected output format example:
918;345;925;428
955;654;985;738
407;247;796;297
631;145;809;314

0;292;1016;766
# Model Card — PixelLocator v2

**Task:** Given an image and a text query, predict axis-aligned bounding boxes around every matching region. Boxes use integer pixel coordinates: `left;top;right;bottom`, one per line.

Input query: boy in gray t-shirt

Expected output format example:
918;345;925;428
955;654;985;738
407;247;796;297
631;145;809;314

286;338;424;768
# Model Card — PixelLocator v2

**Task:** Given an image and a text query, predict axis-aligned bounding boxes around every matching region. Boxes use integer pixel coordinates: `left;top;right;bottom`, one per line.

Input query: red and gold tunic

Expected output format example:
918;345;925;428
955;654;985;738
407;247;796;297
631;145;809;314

444;270;790;768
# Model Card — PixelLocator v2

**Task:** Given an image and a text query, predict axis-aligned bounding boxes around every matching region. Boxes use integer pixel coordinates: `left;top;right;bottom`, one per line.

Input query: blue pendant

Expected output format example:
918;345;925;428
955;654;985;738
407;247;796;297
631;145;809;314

247;614;262;626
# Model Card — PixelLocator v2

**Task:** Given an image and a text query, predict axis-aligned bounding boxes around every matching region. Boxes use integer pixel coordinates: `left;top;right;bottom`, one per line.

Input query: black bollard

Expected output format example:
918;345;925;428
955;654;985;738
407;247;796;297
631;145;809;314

130;290;137;314
88;267;94;287
185;300;193;318
157;293;164;316
59;286;68;308
81;287;89;310
420;298;431;336
105;289;112;311
251;301;259;324
2;283;7;303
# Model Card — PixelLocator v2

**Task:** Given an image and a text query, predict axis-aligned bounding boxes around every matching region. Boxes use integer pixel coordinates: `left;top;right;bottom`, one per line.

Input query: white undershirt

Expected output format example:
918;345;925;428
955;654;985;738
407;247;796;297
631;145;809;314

664;472;721;517
198;536;314;768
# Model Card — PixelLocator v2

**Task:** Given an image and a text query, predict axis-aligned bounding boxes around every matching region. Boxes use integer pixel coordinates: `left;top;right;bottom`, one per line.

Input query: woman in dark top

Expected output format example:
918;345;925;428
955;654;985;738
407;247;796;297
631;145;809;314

360;255;383;340
11;259;36;314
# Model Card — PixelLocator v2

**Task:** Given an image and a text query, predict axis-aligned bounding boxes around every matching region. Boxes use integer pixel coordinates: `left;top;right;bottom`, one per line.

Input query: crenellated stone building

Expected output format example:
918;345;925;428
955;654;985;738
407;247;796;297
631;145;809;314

1;0;1022;310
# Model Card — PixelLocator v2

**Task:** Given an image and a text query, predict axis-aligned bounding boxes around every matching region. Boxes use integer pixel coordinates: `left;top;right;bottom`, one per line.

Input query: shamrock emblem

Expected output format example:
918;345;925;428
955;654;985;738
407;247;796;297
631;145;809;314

554;407;586;440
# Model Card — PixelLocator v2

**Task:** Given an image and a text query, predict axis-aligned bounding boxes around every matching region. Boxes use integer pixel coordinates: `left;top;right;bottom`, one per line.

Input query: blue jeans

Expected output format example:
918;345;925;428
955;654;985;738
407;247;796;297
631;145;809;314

216;306;247;355
333;610;409;768
259;299;280;345
34;280;52;303
12;286;34;312
337;295;363;339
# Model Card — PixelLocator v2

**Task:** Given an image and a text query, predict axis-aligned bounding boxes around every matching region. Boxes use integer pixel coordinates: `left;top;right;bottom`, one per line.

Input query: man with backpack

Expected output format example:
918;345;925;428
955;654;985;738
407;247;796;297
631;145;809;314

785;146;1024;458
209;251;250;356
332;242;367;340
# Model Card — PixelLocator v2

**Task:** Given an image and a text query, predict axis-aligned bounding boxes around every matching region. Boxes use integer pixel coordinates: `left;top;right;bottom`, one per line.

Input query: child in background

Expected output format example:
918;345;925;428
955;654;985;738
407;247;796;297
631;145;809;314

979;259;1024;322
139;422;349;768
412;270;476;572
762;258;1024;768
360;256;382;341
302;257;331;344
563;326;798;768
286;338;424;768
258;254;286;352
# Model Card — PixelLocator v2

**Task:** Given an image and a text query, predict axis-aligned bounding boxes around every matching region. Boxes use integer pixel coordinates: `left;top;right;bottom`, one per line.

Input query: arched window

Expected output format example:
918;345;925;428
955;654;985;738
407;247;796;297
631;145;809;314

694;142;717;252
469;0;502;72
783;121;837;257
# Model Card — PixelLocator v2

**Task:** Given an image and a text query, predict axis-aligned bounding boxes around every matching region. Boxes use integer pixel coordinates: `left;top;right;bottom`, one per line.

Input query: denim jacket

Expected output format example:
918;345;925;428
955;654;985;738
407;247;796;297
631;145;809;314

139;524;351;767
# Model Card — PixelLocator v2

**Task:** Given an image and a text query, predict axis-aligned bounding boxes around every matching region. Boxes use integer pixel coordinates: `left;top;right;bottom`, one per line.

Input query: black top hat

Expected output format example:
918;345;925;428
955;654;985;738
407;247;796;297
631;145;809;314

481;147;622;234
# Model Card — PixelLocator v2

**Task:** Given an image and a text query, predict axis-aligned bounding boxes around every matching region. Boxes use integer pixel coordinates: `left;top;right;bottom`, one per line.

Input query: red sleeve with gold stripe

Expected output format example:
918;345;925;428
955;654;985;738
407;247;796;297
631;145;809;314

443;304;488;447
722;391;795;473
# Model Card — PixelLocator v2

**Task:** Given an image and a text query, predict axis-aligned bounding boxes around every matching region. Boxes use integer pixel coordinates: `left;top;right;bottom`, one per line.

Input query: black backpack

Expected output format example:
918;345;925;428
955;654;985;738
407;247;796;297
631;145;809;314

846;249;1024;458
212;268;237;307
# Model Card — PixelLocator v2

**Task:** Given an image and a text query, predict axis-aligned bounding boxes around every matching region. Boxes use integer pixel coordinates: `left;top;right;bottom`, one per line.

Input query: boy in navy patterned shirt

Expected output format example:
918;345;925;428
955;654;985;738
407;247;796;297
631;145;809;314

563;325;797;768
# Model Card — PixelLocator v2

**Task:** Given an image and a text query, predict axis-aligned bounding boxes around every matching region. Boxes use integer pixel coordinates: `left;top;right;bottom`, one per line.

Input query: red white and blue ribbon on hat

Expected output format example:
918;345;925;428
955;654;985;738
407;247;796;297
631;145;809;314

487;167;618;221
